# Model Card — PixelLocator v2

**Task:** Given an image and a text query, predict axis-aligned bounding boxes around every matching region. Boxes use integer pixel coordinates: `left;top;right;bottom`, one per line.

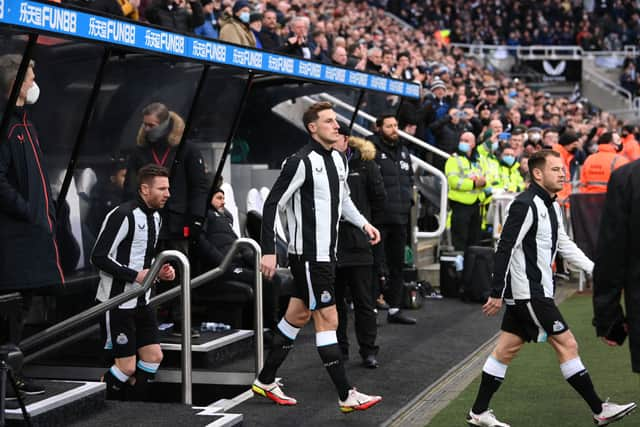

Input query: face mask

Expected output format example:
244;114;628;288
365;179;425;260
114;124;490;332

25;81;40;105
239;12;250;23
491;142;499;152
146;117;171;143
458;142;470;153
502;155;515;166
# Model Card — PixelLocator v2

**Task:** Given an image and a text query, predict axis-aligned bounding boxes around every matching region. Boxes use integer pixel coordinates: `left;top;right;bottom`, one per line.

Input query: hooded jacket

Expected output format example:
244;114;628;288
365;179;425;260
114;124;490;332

0;108;65;290
370;133;414;225
123;111;208;240
337;137;386;267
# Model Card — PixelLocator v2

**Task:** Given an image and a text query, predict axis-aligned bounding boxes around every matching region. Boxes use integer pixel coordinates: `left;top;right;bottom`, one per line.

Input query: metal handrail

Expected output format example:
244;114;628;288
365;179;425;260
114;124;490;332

583;67;633;105
19;238;264;404
409;155;448;239
316;93;451;160
148;238;264;374
20;250;184;353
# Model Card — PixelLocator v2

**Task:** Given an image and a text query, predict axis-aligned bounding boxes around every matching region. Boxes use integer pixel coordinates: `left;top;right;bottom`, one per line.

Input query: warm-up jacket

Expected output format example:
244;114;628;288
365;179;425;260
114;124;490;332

123;111;208;240
370;134;413;225
491;182;593;301
593;159;640;372
0;107;64;290
337;137;386;267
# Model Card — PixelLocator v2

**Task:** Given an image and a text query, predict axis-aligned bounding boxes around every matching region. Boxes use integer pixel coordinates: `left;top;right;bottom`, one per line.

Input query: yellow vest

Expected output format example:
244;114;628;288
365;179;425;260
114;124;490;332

445;153;484;205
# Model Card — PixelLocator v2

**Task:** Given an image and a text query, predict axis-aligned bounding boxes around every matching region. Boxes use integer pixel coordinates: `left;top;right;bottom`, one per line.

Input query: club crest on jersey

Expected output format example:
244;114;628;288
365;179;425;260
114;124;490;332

320;290;332;303
116;333;129;345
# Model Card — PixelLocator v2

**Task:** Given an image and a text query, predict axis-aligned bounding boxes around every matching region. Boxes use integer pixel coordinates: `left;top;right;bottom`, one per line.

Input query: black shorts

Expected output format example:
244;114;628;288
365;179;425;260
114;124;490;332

288;255;336;311
101;305;159;358
501;297;569;343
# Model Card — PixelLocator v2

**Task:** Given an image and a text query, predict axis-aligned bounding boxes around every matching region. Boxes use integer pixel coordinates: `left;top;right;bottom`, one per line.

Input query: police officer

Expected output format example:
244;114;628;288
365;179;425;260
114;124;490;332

371;114;417;325
445;132;486;252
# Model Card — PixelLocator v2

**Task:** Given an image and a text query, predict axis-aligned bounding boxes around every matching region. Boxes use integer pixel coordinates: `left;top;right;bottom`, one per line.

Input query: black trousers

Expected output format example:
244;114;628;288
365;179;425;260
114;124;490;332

379;223;407;309
335;265;378;359
0;291;34;349
450;200;481;252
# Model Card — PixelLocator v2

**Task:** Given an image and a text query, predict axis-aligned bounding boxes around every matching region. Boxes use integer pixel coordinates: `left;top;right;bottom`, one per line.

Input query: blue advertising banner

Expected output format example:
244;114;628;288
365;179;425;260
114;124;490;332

0;0;421;98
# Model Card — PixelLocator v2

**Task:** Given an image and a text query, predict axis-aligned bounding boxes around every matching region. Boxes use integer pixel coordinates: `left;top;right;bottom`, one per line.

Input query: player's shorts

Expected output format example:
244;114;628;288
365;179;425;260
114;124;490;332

288;255;336;311
501;297;569;343
100;305;159;358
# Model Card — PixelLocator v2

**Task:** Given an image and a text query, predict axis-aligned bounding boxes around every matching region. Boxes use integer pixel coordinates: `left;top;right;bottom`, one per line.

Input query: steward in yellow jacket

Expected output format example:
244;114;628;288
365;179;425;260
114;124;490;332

445;132;487;251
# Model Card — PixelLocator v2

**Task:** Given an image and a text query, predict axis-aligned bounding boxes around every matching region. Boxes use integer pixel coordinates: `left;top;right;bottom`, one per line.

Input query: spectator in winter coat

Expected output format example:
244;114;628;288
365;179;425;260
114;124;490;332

219;0;256;47
145;0;204;33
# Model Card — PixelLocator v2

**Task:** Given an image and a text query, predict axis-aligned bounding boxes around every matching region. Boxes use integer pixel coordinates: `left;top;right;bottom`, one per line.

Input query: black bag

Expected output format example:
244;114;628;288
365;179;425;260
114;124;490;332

439;251;463;298
461;246;494;303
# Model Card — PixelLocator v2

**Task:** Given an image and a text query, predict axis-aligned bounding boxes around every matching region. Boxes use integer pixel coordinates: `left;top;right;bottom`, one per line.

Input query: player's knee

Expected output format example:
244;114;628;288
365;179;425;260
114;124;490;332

564;336;579;355
288;310;311;326
145;348;163;365
117;360;137;377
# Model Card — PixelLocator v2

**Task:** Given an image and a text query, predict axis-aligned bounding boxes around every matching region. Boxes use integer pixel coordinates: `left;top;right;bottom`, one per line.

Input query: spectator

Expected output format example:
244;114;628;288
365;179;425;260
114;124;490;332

280;16;312;59
145;0;204;33
193;0;219;40
429;107;471;171
118;0;141;20
331;46;348;66
257;9;282;51
219;0;256;47
0;54;64;399
65;0;124;17
311;30;331;63
249;13;263;49
620;124;640;161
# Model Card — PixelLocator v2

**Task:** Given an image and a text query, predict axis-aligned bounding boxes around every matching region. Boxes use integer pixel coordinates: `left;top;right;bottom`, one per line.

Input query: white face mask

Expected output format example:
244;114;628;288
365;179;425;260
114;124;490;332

25;81;40;105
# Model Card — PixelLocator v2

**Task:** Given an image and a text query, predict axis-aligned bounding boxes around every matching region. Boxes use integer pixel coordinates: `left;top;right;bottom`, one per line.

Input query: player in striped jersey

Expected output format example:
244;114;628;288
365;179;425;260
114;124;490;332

92;164;175;401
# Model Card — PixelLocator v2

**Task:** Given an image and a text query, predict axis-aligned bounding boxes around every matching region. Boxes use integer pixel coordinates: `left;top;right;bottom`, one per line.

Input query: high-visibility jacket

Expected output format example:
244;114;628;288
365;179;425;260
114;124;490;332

551;143;574;201
579;144;629;193
496;162;526;192
445;153;484;205
621;134;640;162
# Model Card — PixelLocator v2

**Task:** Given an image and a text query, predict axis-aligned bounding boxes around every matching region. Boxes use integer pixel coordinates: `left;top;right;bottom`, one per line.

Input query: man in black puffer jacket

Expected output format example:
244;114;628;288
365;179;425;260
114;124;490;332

371;114;416;325
197;188;279;329
335;129;386;369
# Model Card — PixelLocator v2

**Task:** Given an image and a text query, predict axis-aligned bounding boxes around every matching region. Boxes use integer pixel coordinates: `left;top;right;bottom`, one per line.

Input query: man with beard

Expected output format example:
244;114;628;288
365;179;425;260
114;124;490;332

371;115;416;325
123;102;208;337
252;102;382;413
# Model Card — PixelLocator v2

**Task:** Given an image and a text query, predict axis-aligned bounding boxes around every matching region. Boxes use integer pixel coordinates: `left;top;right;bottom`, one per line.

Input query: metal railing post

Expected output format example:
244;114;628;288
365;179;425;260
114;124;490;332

174;250;192;405
245;239;264;373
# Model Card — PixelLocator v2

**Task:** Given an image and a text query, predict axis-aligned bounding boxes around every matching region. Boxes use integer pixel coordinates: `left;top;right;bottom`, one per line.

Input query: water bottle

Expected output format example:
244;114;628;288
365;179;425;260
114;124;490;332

200;322;231;332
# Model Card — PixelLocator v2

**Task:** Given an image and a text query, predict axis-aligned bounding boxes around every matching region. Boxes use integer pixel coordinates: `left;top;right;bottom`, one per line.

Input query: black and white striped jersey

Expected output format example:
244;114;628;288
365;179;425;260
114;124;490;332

491;182;593;301
262;140;367;262
92;198;161;309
